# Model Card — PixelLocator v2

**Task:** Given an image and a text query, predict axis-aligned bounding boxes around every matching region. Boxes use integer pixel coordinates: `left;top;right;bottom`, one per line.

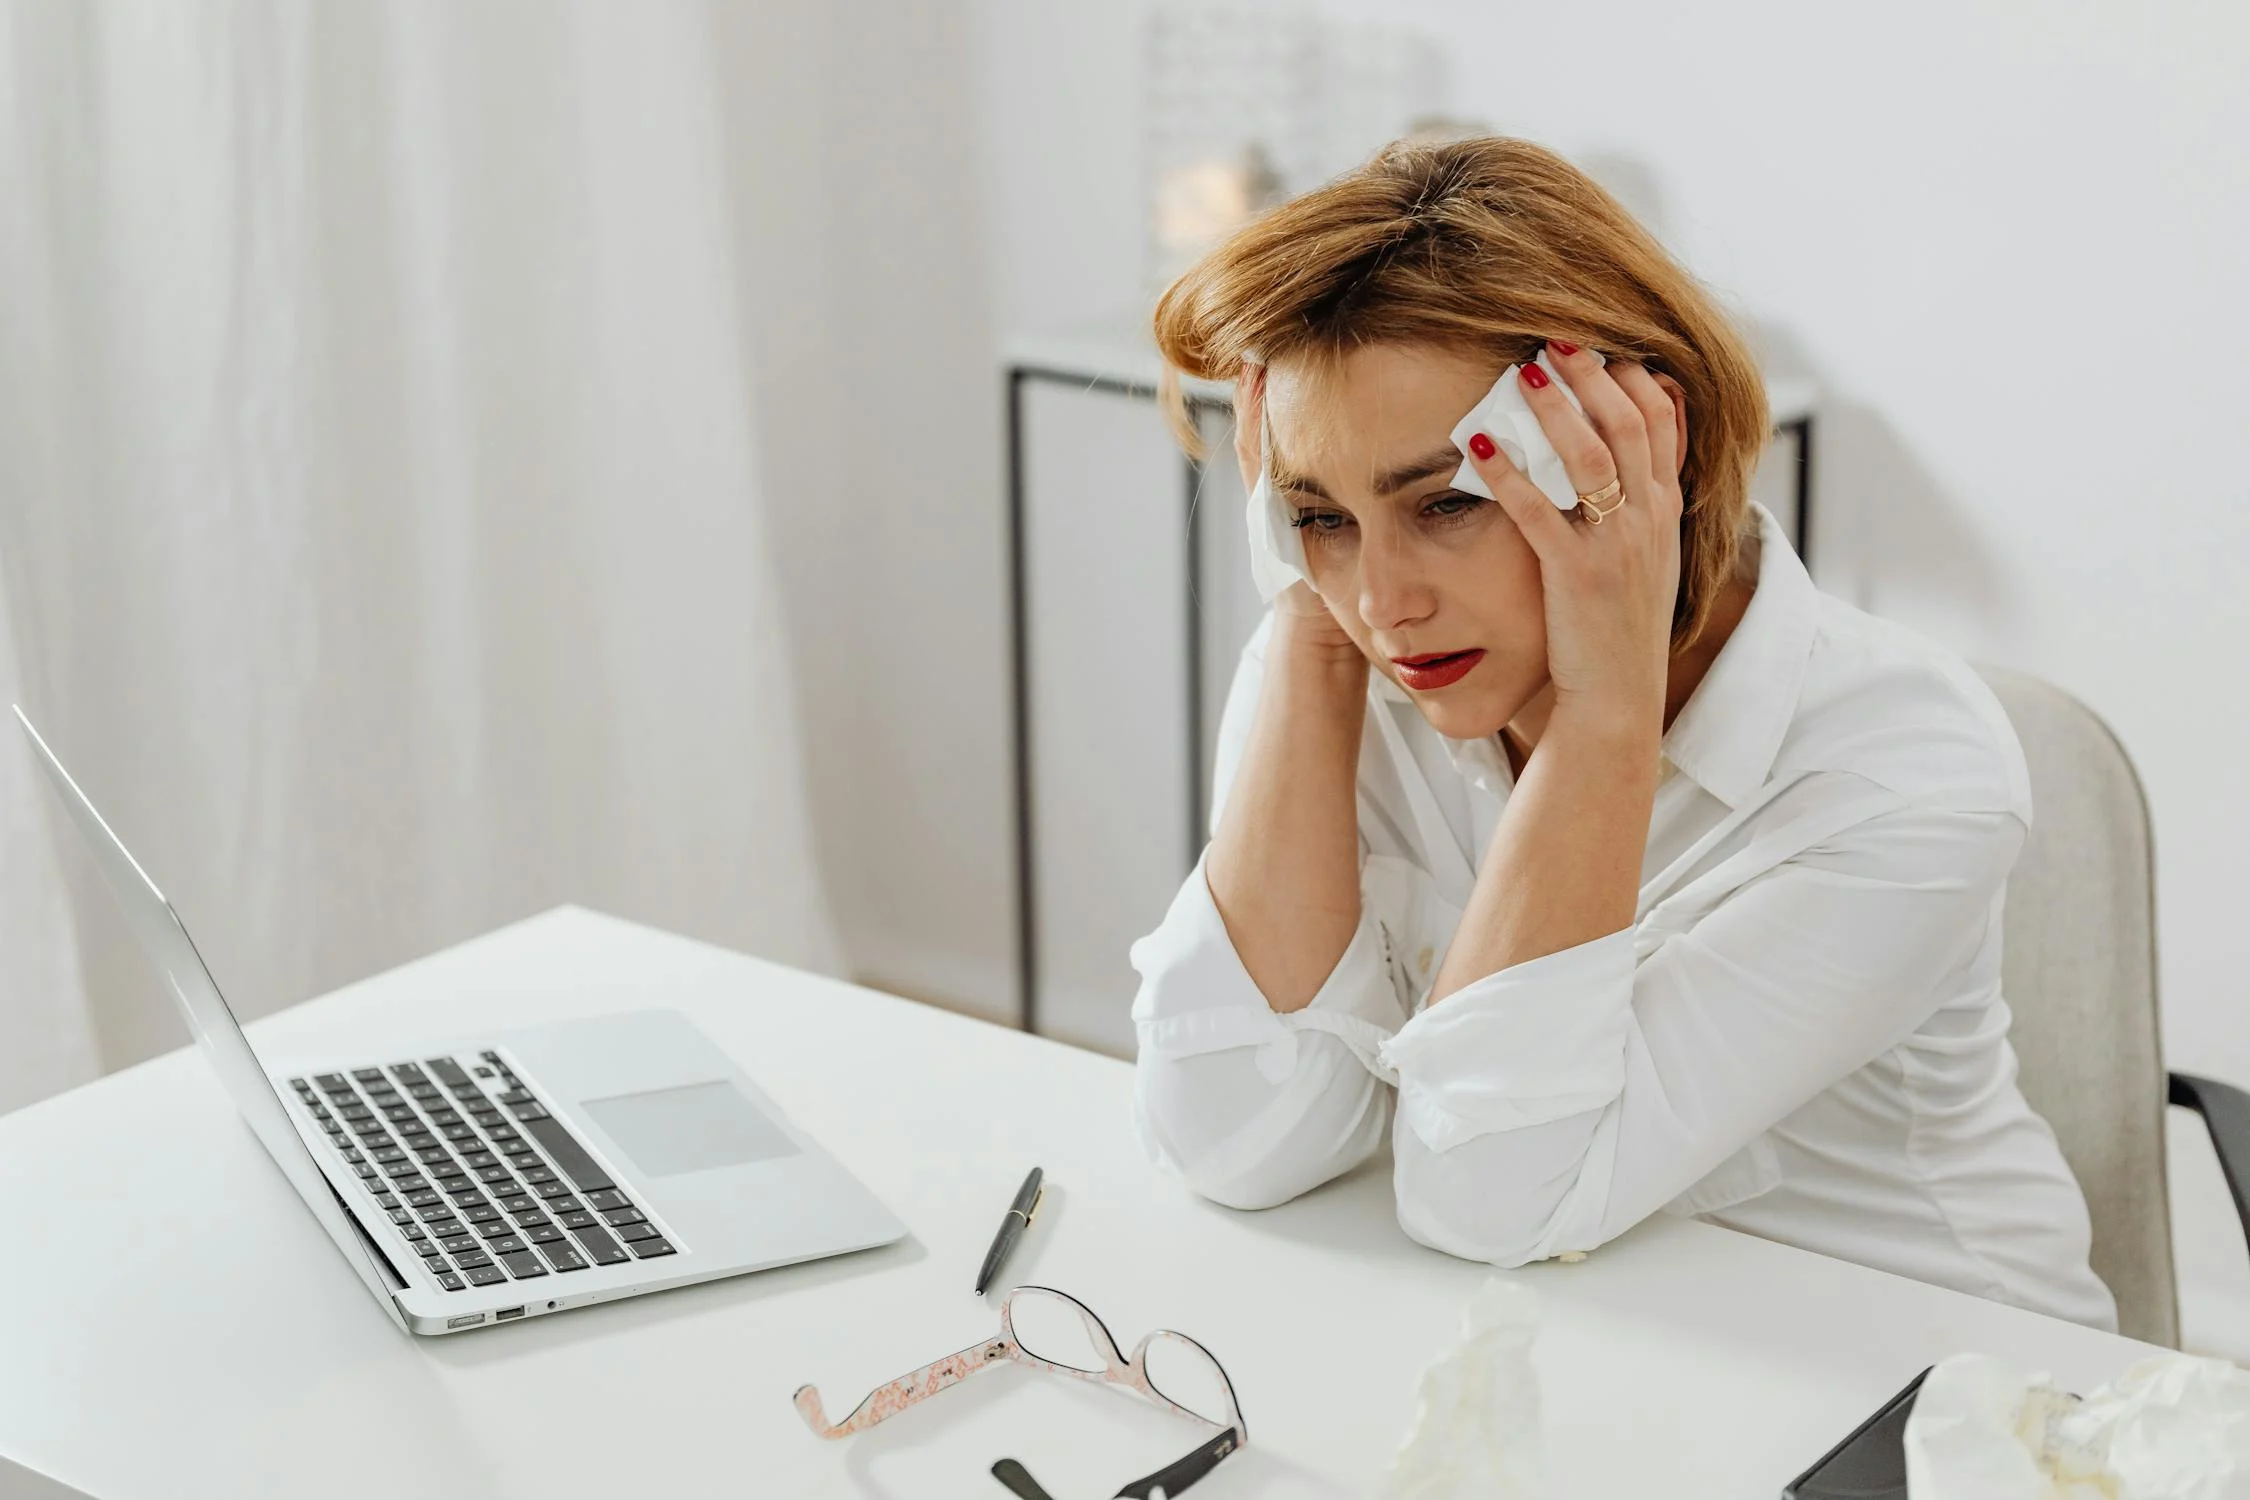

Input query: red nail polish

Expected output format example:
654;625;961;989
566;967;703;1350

1549;339;1578;356
1468;432;1496;461
1519;362;1550;390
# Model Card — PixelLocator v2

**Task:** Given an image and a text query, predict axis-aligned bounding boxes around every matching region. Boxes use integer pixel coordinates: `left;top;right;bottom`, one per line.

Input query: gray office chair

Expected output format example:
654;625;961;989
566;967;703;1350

1980;666;2250;1348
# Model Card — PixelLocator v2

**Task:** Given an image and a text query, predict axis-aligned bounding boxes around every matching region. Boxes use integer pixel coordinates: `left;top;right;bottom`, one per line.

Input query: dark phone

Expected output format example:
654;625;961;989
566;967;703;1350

1781;1368;1930;1499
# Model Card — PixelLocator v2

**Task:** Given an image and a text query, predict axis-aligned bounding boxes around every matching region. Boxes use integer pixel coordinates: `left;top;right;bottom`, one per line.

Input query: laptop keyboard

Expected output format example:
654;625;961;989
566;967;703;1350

288;1052;676;1293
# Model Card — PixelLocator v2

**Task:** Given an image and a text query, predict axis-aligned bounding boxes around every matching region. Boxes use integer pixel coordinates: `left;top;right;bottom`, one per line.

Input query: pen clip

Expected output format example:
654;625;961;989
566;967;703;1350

1023;1185;1044;1227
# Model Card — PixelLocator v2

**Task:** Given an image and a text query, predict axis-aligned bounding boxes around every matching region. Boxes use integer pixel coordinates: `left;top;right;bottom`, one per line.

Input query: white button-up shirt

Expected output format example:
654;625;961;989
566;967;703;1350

1130;505;2117;1331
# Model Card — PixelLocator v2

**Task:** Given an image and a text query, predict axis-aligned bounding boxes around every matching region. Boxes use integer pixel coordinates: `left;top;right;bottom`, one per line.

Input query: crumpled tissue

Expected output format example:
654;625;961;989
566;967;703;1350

1905;1350;2250;1498
1372;1278;1545;1499
1242;350;1595;602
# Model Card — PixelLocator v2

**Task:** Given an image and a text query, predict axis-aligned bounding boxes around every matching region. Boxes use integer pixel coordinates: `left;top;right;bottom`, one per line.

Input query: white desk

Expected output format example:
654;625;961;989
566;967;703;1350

0;908;2155;1498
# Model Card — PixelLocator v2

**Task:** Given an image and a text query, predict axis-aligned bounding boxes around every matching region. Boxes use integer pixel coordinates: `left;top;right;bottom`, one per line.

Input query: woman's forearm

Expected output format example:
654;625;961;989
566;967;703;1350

1204;617;1369;1013
1430;704;1661;1002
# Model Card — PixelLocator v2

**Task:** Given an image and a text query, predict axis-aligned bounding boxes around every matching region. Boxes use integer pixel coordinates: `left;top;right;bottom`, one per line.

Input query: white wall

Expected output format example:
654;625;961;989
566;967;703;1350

969;0;2250;1346
709;2;1018;1022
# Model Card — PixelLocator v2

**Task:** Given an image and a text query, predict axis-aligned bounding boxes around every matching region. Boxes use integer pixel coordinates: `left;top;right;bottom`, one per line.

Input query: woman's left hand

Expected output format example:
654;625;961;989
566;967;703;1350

1461;343;1687;733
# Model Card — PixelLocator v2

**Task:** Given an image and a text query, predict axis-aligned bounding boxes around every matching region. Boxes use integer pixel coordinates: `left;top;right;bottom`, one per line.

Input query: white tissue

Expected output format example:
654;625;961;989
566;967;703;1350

1372;1279;1545;1500
1242;350;1597;602
1445;349;1600;514
1905;1351;2250;1499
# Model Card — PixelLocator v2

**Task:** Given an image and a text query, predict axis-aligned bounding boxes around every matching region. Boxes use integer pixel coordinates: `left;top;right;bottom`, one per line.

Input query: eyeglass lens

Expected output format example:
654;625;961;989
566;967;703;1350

1009;1288;1113;1373
1141;1331;1234;1427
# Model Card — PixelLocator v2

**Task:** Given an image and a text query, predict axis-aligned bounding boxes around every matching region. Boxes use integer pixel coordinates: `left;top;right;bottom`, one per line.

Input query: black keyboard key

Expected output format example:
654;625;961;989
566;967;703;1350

339;1102;373;1120
614;1221;659;1243
464;1205;500;1224
532;1180;573;1200
497;1195;537;1214
498;1249;548;1279
548;1197;582;1216
464;1265;505;1287
526;1224;565;1245
462;1152;500;1170
454;1249;493;1269
385;1162;424;1180
513;1212;552;1230
371;1148;407;1165
478;1166;516;1185
382;1104;419;1122
400;1222;427;1241
314;1073;348;1091
555;1209;595;1230
475;1218;517;1241
340;1147;365;1165
601;1208;646;1228
290;1077;313;1091
541;1241;589;1272
511;1104;550;1121
388;1208;417;1226
448;1185;487;1204
323;1121;347;1136
426;1108;462;1126
583;1189;630;1212
522;1119;615;1194
414;1240;443;1259
417;1204;462;1225
351;1067;385;1082
425;1057;471;1087
354;1165;379;1181
572;1225;630;1265
375;1192;401;1209
496;1089;534;1106
518;1164;554;1184
629;1238;675;1259
406;1082;441;1100
436;1272;466;1292
390;1062;427;1081
487;1235;528;1256
400;1132;436;1150
440;1233;479;1253
441;1124;477;1142
417;1147;456;1166
501;1141;538;1159
487;1124;521;1142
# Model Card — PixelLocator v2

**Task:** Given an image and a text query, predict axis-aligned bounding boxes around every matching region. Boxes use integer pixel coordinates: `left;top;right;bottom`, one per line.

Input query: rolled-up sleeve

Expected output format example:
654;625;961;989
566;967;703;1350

1129;856;1405;1209
1384;798;2027;1267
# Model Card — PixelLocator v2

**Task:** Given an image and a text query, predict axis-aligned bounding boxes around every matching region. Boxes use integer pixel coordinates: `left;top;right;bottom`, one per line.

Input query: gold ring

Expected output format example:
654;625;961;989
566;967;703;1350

1575;477;1625;526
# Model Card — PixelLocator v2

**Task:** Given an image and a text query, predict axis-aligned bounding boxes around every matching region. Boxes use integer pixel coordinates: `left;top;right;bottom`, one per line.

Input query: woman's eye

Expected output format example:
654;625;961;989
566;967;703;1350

1290;509;1352;535
1423;492;1486;523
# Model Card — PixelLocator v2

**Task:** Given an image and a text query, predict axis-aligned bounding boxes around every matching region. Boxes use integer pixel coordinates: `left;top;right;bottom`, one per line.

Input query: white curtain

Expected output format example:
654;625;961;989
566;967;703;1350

0;0;842;1112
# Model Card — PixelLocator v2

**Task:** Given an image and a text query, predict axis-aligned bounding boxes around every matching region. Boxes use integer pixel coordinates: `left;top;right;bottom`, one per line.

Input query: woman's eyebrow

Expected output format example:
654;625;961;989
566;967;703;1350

1268;444;1463;501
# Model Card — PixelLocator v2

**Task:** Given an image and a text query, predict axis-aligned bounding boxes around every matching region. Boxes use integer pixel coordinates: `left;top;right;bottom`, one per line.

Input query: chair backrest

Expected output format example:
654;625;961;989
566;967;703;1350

1978;666;2176;1347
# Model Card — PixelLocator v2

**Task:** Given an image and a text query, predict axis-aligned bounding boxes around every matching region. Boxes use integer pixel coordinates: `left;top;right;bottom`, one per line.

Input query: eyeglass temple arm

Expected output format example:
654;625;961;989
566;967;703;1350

1115;1425;1244;1500
794;1336;1012;1439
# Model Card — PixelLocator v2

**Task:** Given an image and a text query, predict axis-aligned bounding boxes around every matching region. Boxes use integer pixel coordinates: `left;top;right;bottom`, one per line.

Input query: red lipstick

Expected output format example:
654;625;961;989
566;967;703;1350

1389;649;1485;691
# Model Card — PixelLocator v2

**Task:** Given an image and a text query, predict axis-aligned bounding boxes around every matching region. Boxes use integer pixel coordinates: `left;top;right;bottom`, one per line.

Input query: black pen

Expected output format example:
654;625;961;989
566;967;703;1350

974;1166;1045;1295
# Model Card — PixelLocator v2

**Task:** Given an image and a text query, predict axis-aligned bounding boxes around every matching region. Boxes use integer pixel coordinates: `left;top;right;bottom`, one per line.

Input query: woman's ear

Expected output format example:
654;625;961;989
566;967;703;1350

1653;372;1689;476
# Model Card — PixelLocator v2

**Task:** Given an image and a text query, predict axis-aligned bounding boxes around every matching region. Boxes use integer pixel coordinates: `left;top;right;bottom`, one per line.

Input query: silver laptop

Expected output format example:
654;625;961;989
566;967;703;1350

13;705;907;1335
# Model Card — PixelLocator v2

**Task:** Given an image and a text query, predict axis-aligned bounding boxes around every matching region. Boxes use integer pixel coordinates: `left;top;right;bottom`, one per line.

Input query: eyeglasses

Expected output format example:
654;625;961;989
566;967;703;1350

794;1284;1247;1499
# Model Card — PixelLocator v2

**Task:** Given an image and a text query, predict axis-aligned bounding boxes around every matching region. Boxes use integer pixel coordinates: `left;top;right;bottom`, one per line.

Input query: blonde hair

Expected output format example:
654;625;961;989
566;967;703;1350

1153;136;1768;649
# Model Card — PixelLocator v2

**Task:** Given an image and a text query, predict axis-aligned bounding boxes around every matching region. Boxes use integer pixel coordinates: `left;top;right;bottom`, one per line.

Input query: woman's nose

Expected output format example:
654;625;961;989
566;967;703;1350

1355;528;1436;633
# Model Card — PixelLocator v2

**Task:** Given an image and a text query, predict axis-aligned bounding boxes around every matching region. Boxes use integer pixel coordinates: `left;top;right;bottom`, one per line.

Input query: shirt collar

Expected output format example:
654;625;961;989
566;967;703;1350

1658;504;1820;808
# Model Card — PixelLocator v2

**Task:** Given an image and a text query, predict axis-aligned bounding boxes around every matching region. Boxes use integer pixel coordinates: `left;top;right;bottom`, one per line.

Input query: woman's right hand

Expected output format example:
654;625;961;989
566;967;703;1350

1233;361;1363;661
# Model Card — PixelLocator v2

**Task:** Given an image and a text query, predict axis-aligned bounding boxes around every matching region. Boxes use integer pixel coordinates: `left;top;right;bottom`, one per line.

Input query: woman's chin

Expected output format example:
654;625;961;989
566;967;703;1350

1413;697;1513;743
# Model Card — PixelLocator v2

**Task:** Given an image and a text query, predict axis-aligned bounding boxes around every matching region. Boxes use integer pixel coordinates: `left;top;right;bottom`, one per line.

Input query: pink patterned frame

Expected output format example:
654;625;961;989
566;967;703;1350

792;1284;1246;1445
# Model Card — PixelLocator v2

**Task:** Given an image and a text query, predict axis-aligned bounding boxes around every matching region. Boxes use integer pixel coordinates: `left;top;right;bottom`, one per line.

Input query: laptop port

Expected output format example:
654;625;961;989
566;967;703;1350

447;1313;485;1329
495;1306;526;1322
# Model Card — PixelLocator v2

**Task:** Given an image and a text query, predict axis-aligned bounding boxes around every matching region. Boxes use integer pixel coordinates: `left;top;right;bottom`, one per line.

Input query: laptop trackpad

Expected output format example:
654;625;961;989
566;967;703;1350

580;1081;801;1178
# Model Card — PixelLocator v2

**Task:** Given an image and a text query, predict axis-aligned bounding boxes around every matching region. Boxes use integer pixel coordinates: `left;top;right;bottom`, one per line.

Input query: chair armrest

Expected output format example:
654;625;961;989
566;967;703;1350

2169;1071;2250;1261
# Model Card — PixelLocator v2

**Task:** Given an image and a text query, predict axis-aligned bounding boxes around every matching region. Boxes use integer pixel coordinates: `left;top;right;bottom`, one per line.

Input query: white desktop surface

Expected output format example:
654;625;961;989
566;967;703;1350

0;907;2154;1498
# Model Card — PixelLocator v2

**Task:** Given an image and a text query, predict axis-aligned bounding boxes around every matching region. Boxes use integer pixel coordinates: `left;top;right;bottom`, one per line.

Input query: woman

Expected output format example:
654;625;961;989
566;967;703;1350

1129;136;2115;1330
